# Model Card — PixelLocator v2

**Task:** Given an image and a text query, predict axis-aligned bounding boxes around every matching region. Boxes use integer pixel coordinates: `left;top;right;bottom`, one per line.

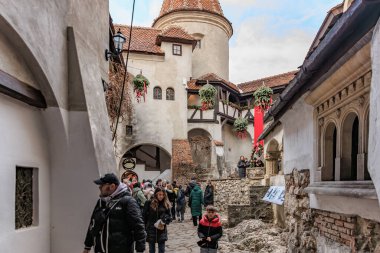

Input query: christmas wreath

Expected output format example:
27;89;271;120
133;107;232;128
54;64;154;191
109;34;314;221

199;84;217;111
254;85;273;111
233;117;248;139
133;74;150;103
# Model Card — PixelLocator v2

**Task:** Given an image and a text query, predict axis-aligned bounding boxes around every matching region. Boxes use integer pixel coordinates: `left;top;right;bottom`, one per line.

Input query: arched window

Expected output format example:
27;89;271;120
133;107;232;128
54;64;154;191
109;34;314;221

153;87;162;100
166;88;175;101
341;112;359;181
323;123;337;181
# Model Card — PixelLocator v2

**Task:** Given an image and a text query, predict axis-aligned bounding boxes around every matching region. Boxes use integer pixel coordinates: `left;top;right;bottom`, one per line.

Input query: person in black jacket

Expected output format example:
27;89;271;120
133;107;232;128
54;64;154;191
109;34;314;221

237;156;249;179
197;205;223;253
143;187;172;253
83;173;146;253
203;180;214;207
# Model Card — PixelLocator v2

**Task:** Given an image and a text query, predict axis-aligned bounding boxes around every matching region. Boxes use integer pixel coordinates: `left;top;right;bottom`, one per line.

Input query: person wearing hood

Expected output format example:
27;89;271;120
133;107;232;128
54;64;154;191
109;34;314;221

133;182;147;211
82;173;146;253
197;205;223;253
189;184;204;226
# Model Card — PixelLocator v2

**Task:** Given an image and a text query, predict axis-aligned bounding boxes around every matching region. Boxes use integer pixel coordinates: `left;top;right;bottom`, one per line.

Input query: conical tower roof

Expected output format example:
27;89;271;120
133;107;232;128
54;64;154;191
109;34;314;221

157;0;225;20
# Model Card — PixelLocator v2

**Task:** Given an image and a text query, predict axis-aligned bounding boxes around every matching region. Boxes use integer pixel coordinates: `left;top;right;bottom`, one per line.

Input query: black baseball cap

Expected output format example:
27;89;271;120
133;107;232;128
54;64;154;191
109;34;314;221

94;173;120;185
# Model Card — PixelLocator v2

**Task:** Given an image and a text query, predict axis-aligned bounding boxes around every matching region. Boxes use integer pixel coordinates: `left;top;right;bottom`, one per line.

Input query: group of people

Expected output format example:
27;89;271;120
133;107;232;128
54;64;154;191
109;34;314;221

82;174;223;253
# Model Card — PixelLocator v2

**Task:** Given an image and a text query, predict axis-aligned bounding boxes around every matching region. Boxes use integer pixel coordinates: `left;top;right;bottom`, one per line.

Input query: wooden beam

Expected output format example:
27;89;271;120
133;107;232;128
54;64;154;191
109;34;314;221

0;69;46;108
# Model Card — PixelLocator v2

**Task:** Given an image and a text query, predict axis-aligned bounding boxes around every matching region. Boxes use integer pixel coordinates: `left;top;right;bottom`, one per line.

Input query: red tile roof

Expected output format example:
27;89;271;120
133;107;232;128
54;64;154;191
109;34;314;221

237;71;298;94
115;25;196;55
187;73;240;92
157;0;224;19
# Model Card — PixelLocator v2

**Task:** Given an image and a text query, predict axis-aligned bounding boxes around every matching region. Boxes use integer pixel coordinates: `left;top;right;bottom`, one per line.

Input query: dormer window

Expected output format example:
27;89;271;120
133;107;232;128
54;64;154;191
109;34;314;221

172;44;182;56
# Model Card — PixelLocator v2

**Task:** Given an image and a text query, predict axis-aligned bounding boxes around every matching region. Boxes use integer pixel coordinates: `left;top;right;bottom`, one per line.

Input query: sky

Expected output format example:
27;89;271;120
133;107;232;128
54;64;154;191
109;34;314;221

110;0;342;83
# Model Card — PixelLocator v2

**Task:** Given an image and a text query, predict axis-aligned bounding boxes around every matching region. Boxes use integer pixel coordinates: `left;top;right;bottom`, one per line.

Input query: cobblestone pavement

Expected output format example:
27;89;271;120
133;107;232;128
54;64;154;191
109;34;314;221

165;216;200;253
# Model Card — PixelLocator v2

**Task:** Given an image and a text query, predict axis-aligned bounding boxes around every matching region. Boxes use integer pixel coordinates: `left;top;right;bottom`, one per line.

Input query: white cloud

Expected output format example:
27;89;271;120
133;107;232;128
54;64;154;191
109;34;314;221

229;17;313;83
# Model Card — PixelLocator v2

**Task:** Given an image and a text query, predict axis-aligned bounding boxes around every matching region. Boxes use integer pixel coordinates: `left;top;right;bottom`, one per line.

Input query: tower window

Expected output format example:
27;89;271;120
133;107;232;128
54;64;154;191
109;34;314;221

172;44;182;56
166;88;175;101
196;40;202;49
153;87;162;100
126;125;133;136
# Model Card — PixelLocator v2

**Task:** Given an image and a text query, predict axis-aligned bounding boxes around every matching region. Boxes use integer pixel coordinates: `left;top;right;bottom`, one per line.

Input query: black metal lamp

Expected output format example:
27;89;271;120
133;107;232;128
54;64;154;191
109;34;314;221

105;29;126;61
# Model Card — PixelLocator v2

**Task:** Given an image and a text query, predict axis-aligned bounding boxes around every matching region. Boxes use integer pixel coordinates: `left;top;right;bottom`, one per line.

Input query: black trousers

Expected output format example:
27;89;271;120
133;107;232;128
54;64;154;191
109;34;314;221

192;215;201;226
171;202;176;219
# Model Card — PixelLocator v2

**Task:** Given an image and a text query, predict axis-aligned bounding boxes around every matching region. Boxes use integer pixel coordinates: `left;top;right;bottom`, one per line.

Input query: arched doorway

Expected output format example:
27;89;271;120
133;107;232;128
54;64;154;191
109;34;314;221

341;112;359;181
121;144;171;180
265;139;281;176
323;122;337;181
188;128;212;168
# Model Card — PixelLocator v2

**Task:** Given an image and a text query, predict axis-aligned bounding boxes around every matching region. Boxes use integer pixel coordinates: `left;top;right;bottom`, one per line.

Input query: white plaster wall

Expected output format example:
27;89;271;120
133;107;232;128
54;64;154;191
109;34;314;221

223;124;253;169
0;94;50;253
316;235;351;253
281;93;316;179
127;165;161;182
0;33;39;89
369;18;380;206
123;43;192;156
264;124;283;155
154;13;231;80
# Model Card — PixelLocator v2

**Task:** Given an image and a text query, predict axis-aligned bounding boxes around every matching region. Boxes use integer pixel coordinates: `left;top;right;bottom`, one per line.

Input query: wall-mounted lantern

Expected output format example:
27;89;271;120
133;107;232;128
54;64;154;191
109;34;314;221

105;29;126;61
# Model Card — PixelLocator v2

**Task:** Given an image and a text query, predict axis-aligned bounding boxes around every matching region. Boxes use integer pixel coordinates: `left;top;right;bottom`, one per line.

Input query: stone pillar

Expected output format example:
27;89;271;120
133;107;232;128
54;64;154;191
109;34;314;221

357;153;366;180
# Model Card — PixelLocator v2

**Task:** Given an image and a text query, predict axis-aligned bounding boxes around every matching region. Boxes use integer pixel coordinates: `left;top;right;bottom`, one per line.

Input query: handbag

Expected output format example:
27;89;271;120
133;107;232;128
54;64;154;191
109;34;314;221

154;219;165;230
197;239;207;247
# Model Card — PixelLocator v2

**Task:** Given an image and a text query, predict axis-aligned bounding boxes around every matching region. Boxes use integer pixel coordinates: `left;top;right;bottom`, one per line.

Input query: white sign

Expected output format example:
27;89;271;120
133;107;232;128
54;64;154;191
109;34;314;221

263;186;285;205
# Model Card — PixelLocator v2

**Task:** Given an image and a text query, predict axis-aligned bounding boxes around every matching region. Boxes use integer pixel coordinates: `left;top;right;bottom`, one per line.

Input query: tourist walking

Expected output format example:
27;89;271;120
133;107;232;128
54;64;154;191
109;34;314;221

203;180;214;207
237;156;249;179
133;182;147;211
144;182;155;200
143;188;172;253
166;184;177;219
189;184;203;226
197;205;223;253
82;173;146;253
176;185;186;222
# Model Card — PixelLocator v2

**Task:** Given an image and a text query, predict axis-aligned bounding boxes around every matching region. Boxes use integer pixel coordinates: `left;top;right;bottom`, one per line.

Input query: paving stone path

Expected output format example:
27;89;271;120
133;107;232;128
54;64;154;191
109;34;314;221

165;216;200;253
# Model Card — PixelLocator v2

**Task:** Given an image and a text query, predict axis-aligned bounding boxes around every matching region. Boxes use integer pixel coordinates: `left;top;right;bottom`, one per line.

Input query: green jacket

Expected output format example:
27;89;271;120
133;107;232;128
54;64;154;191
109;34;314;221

133;187;147;207
189;185;203;216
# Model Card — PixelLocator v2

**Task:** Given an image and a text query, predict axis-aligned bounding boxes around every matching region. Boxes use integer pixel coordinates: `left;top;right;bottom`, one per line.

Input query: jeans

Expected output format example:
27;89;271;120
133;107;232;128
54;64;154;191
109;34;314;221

149;241;165;253
192;215;201;226
171;202;176;219
200;248;217;253
176;204;186;221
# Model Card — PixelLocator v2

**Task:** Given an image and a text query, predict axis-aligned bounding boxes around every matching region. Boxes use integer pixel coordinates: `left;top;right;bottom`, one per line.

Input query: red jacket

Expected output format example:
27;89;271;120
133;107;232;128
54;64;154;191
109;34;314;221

197;214;223;249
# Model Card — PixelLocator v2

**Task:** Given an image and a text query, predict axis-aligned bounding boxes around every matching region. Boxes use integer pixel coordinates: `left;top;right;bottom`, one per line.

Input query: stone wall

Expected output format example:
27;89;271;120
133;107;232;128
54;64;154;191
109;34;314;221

284;169;316;253
211;178;261;213
314;209;380;252
172;139;196;186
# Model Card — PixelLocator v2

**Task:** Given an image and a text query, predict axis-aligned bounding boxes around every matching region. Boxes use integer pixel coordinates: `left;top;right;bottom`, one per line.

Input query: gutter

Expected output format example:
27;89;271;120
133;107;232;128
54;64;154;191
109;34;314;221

264;0;380;123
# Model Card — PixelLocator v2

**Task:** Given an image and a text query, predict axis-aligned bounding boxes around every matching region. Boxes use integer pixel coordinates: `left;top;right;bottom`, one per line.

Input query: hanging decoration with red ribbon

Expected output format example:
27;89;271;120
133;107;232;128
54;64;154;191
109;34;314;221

133;74;150;103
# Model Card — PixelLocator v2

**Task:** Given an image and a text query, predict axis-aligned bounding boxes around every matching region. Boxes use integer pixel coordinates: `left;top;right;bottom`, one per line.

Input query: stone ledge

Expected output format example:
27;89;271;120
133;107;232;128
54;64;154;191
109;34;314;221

305;181;378;199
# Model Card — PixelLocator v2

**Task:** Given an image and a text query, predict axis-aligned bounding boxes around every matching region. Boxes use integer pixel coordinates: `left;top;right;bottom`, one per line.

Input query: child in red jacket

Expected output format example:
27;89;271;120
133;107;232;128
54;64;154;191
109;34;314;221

197;205;223;253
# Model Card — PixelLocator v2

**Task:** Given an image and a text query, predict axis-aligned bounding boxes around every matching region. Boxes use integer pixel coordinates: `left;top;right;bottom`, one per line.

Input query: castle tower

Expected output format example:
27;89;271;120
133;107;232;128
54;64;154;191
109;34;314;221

153;0;233;80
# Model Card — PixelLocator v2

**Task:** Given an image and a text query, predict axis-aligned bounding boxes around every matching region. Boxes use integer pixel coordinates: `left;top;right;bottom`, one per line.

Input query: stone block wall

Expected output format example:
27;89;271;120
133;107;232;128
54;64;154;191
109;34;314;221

284;169;316;253
211;178;261;213
227;205;252;227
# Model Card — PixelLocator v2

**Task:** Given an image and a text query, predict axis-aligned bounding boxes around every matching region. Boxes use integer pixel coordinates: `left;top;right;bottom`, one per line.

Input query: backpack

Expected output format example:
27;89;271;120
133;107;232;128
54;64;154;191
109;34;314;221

133;190;142;206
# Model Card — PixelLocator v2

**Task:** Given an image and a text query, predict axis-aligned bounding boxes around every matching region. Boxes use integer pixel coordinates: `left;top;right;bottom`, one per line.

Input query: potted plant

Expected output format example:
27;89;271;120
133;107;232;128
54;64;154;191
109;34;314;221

199;83;217;111
132;74;150;103
254;85;273;111
233;117;248;139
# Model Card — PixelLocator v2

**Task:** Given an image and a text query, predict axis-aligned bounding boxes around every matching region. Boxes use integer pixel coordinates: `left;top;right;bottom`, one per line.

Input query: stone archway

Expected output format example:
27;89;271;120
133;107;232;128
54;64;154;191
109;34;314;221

265;139;281;177
121;144;172;181
188;128;212;169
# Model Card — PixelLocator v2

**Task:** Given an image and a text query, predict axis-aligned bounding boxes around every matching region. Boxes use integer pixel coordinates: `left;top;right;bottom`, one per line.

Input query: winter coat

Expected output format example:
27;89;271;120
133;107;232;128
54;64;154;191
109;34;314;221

197;214;223;249
237;160;249;178
133;187;147;207
189;185;203;217
203;185;214;206
166;189;176;203
176;189;186;207
84;184;146;253
185;180;196;197
143;200;172;243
